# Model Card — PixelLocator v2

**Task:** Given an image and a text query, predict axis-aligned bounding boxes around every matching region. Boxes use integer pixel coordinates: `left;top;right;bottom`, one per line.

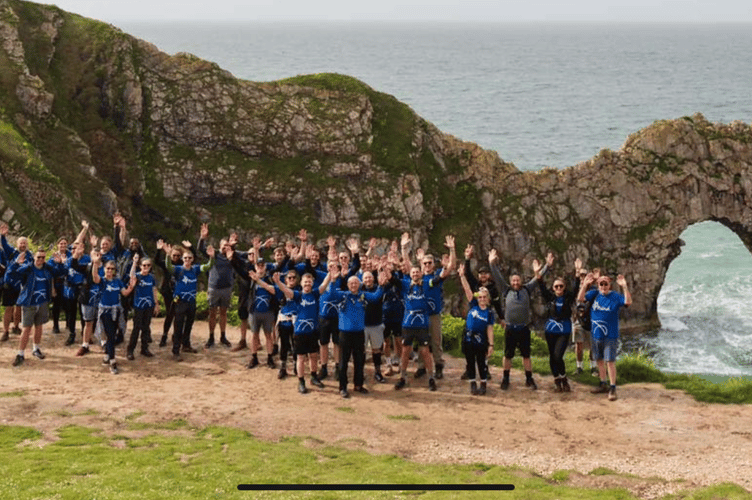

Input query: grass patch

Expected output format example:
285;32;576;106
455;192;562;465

125;418;191;431
0;423;748;499
0;390;26;398
386;414;420;421
335;407;355;413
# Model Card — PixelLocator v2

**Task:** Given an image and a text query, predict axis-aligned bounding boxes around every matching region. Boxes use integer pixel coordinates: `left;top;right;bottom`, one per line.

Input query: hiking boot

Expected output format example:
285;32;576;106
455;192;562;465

247;355;259;369
277;368;288;380
460;370;470;380
428;378;437;392
205;335;215;348
414;367;427;379
374;372;386;383
76;346;90;357
65;334;75;346
231;339;247;352
333;364;340;380
591;383;609;394
434;363;444;380
140;348;154;358
159;335;168;348
52;325;61;334
562;378;571;392
182;345;198;354
318;365;328;380
12;354;24;367
172;353;184;362
102;356;110;366
385;365;395;376
479;381;487;395
219;335;231;348
109;363;119;375
340;389;350;399
500;379;510;390
126;351;135;361
310;375;324;388
13;326;21;335
470;381;478;395
394;378;406;390
354;386;369;394
526;377;537;390
298;380;308;394
1;331;9;342
266;356;276;369
608;387;618;401
32;348;46;360
590;367;599;376
553;379;563;393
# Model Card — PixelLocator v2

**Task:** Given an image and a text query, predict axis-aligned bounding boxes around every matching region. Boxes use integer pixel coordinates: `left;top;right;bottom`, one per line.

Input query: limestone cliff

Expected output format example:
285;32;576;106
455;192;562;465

2;0;752;330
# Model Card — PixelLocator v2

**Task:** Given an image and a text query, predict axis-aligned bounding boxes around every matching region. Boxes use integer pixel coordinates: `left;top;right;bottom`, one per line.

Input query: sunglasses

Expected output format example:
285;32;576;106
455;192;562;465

553;284;564;289
141;264;152;268
598;281;610;287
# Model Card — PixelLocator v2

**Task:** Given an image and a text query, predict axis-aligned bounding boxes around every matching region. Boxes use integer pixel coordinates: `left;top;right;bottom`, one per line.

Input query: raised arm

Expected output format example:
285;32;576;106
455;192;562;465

488;248;509;293
273;272;294;300
445;235;456;272
458;265;474;303
616;274;632;307
577;273;595;303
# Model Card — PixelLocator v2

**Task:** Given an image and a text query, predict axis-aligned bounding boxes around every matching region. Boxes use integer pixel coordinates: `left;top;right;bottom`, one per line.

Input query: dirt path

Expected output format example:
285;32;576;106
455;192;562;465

1;319;751;498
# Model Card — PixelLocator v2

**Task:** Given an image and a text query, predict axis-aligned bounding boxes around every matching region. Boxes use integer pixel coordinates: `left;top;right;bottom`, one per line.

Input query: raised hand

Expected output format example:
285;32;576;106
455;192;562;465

546;252;555;267
574;257;582;272
346;237;360;254
200;223;209;240
206;245;215;258
616;274;628;287
400;232;410;248
488;248;498;264
228;232;239;247
0;222;7;236
464;244;474;260
156;239;164;250
532;259;542;275
444;235;455;249
298;228;308;242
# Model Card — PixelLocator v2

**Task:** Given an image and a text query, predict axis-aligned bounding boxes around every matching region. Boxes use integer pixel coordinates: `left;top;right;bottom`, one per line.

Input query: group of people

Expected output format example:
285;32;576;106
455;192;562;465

0;216;631;401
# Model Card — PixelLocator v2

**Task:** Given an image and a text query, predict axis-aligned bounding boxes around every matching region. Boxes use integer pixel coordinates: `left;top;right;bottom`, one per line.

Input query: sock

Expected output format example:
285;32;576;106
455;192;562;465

503;369;510;381
577;360;583;369
373;352;382;370
82;342;89;348
298;377;305;384
601;380;608;386
525;370;533;380
17;350;24;357
610;384;616;390
33;343;40;351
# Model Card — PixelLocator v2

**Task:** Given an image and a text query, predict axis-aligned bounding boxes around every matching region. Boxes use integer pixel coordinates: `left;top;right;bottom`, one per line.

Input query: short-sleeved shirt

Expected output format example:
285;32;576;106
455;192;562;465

133;273;156;309
292;289;320;335
98;278;125;307
585;289;627;340
465;298;495;346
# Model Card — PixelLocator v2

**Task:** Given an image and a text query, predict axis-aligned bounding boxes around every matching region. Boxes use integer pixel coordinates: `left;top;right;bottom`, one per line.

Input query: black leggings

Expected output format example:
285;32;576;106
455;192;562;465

545;332;569;378
464;342;488;381
278;322;293;363
172;301;196;354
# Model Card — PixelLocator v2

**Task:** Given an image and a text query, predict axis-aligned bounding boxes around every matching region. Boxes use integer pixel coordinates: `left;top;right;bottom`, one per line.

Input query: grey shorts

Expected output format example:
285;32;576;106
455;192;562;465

207;286;232;308
250;311;276;336
22;303;49;327
572;324;591;346
364;325;385;350
81;304;97;322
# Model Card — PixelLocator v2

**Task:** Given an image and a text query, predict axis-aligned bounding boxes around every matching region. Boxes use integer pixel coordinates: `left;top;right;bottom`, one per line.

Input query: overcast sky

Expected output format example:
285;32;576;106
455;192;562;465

44;0;752;23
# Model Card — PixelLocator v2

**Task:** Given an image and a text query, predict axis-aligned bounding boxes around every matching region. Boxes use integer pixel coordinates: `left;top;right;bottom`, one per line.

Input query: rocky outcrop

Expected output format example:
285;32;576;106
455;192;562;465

1;0;752;330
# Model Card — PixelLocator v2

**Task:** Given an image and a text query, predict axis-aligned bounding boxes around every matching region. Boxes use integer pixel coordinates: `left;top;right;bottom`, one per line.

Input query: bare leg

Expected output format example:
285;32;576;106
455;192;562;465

606;361;617;386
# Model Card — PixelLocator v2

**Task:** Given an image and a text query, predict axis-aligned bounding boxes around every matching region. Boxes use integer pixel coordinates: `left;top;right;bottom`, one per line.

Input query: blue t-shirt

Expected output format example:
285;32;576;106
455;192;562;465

292;289;320;335
172;265;202;303
401;277;438;330
382;282;404;325
423;269;445;316
465;298;495;345
253;277;276;314
133;273;156;309
276;287;299;325
585;289;627;340
328;286;384;333
545;295;572;335
98;278;124;307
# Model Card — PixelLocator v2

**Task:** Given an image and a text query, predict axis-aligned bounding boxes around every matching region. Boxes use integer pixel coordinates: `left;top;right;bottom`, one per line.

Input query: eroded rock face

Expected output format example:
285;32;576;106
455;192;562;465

2;0;752;329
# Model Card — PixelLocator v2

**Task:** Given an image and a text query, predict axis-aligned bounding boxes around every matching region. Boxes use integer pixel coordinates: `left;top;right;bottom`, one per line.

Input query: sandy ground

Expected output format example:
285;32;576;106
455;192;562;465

1;319;751;498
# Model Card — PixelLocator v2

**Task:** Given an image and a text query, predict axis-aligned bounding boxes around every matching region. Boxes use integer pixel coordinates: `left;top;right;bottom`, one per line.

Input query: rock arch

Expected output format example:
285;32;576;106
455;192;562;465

457;114;752;330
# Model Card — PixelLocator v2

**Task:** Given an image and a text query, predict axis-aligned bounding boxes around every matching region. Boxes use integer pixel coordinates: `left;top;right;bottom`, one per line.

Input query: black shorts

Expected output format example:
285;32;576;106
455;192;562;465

319;316;339;345
293;333;319;356
2;287;19;307
383;322;402;339
401;327;430;347
504;325;531;359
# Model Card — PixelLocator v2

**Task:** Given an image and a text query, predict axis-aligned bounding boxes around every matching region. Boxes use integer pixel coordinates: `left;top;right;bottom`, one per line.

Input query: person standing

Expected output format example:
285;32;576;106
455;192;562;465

198;223;233;349
458;265;495;395
8;248;66;366
489;249;552;390
126;254;160;360
1;223;31;339
91;251;135;374
578;273;632;401
163;242;215;360
537;257;578;393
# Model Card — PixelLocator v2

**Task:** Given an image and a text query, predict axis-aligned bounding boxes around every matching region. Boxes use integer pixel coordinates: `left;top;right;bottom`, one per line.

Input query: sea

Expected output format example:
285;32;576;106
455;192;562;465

117;21;752;378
